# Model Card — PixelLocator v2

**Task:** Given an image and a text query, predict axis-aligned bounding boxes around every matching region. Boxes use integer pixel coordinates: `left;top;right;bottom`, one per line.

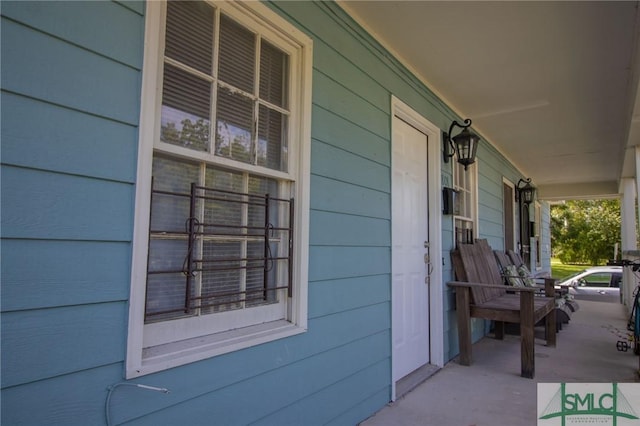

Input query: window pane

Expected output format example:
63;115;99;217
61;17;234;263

258;105;287;171
584;273;611;286
455;219;474;245
165;1;214;75
161;64;211;152
151;155;200;233
461;189;471;218
248;175;278;229
204;165;244;192
200;241;243;313
218;14;255;93
203;167;244;231
146;155;201;323
148;239;188;275
146;272;189;322
215;86;253;164
260;40;288;108
246;240;278;307
146;238;195;323
462;193;468;217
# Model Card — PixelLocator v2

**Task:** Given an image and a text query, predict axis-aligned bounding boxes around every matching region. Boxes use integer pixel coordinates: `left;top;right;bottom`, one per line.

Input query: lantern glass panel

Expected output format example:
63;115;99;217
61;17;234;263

523;187;535;203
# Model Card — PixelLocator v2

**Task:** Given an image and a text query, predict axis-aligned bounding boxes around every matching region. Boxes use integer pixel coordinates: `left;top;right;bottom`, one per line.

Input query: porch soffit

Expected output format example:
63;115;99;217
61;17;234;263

340;1;640;200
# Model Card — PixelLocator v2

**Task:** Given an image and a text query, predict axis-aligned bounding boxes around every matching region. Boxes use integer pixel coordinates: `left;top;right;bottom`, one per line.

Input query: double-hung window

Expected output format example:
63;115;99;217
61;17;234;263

127;0;312;378
453;160;478;246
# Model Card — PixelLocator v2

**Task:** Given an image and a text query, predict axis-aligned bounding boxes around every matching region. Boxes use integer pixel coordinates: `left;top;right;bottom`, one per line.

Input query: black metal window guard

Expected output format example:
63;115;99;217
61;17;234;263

145;181;294;322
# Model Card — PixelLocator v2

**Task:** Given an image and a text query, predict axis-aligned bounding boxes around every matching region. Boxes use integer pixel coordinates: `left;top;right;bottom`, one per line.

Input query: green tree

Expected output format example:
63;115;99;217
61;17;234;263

161;118;210;151
551;199;621;265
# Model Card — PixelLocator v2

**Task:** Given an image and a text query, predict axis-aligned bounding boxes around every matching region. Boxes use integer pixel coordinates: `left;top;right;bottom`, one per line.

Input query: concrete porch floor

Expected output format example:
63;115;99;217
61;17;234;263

362;300;640;426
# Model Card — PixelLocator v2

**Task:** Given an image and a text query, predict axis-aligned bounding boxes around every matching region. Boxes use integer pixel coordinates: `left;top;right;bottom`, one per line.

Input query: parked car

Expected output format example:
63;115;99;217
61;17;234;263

556;266;623;303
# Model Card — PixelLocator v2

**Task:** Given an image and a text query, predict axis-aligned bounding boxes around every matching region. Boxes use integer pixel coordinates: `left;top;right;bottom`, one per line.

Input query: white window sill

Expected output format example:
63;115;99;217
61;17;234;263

127;320;306;378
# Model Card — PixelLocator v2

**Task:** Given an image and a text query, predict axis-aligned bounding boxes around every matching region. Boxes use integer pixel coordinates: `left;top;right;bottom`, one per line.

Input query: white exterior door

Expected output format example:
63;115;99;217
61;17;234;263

392;115;430;383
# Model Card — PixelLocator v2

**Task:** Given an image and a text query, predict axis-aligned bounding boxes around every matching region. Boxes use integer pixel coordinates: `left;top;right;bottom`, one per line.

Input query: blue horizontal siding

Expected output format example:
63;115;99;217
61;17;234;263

442;246;455;270
88;304;390;425
312;105;390;166
309;246;390;282
1;1;144;69
1;17;141;125
1;364;124;426
477;154;505;179
479;185;502;208
251;359;390;426
1;302;127;388
446;314;460;361
310;175;390;219
1;92;138;182
478;202;503;225
443;287;456;312
0;1;143;424
480;223;505;243
310;210;390;247
116;333;389;425
313;71;390;140
115;0;145;15
1;166;134;241
312;140;390;192
1;239;130;312
313;39;390;113
308;275;391;319
325;388;390;426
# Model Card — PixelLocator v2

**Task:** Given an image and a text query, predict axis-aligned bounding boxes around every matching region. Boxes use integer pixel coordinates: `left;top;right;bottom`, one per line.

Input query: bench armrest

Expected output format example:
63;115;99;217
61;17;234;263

447;281;539;292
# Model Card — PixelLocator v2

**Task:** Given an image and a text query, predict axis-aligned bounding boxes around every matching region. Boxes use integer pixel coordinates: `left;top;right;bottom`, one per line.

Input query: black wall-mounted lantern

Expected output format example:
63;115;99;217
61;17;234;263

516;178;536;205
443;119;480;170
516;177;536;266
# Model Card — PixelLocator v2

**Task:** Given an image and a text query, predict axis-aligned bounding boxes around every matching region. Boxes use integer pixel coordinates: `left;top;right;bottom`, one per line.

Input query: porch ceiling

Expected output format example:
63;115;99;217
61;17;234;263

339;1;640;200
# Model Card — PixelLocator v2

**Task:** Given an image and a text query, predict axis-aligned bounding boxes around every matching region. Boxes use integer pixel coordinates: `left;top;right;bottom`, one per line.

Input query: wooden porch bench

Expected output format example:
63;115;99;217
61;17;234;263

448;241;556;378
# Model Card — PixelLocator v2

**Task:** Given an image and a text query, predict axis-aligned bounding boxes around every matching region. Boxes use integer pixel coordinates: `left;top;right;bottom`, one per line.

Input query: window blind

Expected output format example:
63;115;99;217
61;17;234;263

165;1;214;75
218;14;255;93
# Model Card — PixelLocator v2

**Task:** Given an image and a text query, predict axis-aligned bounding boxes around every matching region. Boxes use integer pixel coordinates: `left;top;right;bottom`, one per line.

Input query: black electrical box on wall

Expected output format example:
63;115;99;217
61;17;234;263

442;187;457;215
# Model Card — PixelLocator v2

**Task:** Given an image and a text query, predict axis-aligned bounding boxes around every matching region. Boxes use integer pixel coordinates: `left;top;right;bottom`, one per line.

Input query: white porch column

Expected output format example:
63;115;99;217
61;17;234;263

621;178;637;253
620;177;637;307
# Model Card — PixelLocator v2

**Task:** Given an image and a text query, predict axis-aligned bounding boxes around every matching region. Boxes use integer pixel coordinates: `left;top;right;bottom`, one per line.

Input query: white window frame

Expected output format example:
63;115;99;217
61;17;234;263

126;0;312;379
452;160;478;243
502;177;517;251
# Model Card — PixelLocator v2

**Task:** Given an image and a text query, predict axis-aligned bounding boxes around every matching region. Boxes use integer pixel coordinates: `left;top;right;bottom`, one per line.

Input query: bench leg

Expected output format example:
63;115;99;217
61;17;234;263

494;321;505;340
520;291;535;379
456;287;472;366
546;309;557;348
